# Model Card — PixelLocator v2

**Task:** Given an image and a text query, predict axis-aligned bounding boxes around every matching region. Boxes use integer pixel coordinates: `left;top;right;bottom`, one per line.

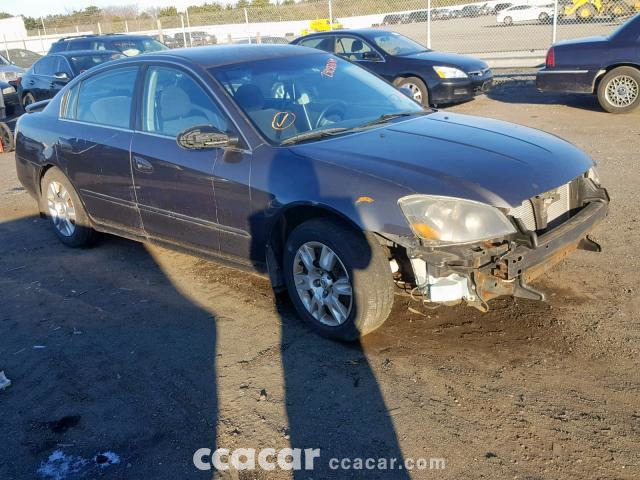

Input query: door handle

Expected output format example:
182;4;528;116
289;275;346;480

133;156;153;173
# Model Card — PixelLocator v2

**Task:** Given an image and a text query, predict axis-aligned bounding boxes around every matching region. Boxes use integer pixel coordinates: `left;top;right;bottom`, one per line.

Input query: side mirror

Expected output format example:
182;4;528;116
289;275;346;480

177;125;238;150
361;51;382;61
54;71;70;81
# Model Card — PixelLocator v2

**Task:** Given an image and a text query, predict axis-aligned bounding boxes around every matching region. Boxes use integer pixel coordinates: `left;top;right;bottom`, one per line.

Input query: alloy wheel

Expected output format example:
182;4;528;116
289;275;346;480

605;75;639;108
292;241;353;327
403;82;423;103
46;181;76;237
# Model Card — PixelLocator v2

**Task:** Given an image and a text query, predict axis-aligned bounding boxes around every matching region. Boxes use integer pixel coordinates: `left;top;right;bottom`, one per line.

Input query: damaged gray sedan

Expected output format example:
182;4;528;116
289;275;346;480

14;46;609;340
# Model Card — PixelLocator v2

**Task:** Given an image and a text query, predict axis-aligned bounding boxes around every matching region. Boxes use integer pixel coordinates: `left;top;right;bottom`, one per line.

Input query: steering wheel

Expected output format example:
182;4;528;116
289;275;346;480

315;101;347;129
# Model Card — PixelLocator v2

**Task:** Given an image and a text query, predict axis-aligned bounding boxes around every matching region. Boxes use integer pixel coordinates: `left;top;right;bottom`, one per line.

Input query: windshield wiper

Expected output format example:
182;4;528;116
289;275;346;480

358;111;427;128
280;127;349;145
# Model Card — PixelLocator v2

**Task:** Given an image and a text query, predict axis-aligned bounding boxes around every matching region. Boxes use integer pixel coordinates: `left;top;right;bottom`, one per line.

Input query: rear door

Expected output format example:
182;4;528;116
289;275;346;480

25;56;58;101
57;65;142;231
130;64;233;254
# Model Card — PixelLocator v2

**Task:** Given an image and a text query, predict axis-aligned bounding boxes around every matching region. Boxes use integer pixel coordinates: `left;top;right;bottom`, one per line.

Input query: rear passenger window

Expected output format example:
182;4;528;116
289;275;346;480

298;37;333;52
75;67;138;129
32;56;58;75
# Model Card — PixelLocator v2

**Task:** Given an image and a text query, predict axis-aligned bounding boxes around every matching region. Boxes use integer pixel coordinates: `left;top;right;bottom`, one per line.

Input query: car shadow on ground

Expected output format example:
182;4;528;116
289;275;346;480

0;215;219;478
487;77;605;112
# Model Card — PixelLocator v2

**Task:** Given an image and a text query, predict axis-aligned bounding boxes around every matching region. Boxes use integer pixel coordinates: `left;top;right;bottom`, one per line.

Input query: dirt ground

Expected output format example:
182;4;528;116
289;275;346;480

1;79;639;480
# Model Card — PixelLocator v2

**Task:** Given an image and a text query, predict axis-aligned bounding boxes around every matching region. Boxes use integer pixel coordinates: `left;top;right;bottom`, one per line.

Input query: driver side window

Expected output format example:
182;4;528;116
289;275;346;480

141;66;228;138
335;36;373;61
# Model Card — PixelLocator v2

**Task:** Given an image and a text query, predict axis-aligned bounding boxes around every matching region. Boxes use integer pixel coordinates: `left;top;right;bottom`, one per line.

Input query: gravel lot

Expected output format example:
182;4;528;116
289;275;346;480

1;80;639;479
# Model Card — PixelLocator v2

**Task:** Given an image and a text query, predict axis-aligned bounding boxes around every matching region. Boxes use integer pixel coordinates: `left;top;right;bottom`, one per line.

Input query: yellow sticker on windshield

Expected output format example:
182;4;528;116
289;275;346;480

271;112;296;130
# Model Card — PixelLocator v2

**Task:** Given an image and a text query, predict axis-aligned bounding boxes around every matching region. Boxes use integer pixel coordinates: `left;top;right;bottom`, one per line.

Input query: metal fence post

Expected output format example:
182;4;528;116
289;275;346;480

552;0;558;44
40;17;47;36
244;8;250;43
427;0;432;49
98;22;102;35
186;8;193;47
125;20;129;33
180;14;187;46
329;0;333;31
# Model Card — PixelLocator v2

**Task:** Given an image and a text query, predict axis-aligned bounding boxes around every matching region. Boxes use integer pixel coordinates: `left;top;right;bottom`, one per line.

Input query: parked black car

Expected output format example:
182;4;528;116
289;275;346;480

48;34;168;56
536;13;640;113
3;48;42;69
18;50;123;107
0;54;25;88
155;34;180;49
15;45;608;340
174;31;218;48
291;29;493;106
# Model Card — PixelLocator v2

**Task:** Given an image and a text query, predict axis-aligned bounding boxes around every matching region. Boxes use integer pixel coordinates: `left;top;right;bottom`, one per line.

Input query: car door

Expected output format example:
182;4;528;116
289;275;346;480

333;35;387;79
25;56;57;101
130;64;234;254
57;65;142;232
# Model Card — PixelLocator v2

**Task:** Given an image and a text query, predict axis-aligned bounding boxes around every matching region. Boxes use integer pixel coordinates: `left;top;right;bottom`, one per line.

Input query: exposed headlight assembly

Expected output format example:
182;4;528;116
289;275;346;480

586;166;600;185
2;86;15;94
398;195;516;246
433;66;468;79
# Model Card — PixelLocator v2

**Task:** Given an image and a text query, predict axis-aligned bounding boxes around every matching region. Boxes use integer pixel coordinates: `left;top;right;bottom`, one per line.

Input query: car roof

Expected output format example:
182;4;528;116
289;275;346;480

296;29;392;40
58;34;154;43
125;44;321;68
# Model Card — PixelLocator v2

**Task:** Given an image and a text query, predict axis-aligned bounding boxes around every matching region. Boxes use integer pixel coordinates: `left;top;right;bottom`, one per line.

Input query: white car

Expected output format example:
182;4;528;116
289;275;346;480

497;3;555;24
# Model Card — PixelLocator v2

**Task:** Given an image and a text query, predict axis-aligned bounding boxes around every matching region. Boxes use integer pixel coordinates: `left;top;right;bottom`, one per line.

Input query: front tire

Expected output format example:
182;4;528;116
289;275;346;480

503;16;513;25
40;168;98;247
597;67;640;114
283;218;394;341
393;76;430;107
0;122;13;152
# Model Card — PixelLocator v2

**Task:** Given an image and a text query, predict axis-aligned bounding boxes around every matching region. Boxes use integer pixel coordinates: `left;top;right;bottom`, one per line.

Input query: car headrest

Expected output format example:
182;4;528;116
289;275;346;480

160;85;191;120
351;40;363;52
234;84;265;111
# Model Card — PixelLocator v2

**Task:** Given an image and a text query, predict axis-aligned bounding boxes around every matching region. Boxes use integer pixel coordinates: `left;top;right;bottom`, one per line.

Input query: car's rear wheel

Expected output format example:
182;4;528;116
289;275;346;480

22;92;36;108
597;67;640;114
394;76;430;107
538;12;549;22
0;122;13;152
283;218;394;341
41;168;98;247
503;16;513;25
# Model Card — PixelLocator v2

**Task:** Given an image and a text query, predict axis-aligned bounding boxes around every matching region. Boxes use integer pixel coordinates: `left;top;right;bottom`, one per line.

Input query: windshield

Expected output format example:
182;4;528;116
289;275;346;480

111;38;168;56
69;53;123;74
211;53;424;145
370;31;429;56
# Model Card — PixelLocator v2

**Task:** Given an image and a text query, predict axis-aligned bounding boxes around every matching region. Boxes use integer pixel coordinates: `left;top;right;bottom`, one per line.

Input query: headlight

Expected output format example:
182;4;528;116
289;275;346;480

433;66;468;79
398;195;517;246
586;166;600;185
2;86;15;94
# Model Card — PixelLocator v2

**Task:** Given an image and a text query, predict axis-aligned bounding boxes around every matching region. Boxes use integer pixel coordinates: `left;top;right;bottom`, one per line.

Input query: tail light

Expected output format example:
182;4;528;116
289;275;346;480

545;47;555;68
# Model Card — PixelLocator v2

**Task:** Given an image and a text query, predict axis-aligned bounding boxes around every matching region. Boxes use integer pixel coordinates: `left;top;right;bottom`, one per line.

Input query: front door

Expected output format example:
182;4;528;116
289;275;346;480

130;65;233;253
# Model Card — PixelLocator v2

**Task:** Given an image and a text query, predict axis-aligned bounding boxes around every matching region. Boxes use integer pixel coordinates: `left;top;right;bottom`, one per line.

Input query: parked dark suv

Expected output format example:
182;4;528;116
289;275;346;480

15;45;609;340
48;34;168;56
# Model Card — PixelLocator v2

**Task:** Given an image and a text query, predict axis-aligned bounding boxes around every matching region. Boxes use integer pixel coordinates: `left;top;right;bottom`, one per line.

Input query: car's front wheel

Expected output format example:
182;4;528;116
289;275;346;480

394;76;430;107
538;12;549;23
0;122;13;152
283;218;394;341
503;16;513;25
597;67;640;114
40;168;98;247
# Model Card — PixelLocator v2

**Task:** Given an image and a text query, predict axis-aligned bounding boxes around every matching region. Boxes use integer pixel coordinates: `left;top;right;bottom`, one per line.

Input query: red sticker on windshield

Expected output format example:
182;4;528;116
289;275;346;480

321;58;337;78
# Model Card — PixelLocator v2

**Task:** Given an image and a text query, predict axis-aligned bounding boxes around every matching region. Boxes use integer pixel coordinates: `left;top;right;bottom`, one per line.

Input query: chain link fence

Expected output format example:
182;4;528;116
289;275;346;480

3;0;638;67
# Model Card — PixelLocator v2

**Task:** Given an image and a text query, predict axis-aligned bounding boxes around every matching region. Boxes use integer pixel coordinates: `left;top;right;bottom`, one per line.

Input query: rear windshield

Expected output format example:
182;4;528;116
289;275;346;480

68;53;123;74
609;13;640;41
110;38;168;56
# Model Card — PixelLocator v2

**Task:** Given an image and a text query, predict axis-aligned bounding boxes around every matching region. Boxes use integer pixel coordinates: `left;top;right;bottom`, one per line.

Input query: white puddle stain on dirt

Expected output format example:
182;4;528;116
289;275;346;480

37;450;120;479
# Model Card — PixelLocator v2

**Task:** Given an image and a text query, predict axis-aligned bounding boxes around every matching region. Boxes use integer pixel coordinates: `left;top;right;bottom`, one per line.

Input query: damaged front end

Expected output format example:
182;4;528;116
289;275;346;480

383;171;609;311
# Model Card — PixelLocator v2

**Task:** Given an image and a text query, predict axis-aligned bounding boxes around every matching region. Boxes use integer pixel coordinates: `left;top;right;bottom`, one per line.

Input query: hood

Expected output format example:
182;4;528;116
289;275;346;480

290;112;593;208
400;50;488;72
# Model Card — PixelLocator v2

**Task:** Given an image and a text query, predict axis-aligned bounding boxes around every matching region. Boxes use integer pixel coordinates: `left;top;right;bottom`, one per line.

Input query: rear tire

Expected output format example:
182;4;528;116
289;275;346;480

596;67;640;114
40;168;98;247
538;12;550;23
283;218;394;341
393;76;430;107
503;16;513;25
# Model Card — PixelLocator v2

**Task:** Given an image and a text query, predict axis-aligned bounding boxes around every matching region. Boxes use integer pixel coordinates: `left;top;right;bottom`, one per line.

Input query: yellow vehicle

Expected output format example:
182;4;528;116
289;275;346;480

563;0;640;20
300;18;343;36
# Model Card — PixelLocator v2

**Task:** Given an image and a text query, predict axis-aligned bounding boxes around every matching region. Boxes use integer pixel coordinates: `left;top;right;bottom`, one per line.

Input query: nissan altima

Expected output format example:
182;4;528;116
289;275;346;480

15;45;609;340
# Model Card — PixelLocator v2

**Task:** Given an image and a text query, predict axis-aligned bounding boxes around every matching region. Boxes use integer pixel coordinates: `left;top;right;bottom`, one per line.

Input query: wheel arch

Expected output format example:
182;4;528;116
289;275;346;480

593;63;640;93
264;202;368;290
